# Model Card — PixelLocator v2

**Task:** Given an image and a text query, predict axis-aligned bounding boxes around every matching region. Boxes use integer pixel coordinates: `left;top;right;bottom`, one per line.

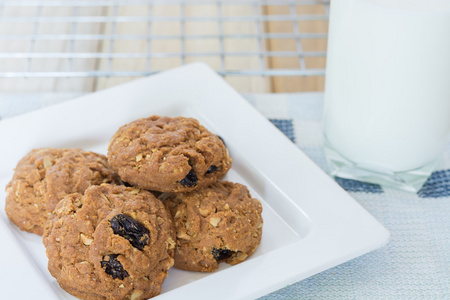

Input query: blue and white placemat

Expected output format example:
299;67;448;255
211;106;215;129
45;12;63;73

245;92;450;300
1;92;449;299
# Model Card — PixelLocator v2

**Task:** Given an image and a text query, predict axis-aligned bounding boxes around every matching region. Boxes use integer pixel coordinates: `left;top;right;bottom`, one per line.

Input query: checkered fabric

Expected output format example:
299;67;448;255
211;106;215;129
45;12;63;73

245;92;450;300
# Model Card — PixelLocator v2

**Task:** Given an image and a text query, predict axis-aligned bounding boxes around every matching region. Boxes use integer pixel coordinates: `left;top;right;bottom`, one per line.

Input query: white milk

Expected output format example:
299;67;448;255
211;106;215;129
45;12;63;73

324;0;450;173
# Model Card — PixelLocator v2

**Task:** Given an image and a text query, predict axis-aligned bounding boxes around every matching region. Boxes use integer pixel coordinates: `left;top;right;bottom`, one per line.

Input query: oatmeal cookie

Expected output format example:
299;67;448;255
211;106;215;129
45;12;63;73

5;148;120;235
107;115;232;192
43;184;175;300
162;180;263;272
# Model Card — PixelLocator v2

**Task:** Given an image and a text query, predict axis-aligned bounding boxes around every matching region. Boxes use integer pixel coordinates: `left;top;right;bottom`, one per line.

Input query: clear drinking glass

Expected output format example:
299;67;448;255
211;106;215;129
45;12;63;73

323;0;450;192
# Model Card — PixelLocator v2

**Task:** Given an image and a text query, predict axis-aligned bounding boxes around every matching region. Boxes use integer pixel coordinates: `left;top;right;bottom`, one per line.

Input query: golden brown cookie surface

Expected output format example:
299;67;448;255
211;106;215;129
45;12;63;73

162;180;263;272
43;184;175;300
5;148;120;235
107;115;232;192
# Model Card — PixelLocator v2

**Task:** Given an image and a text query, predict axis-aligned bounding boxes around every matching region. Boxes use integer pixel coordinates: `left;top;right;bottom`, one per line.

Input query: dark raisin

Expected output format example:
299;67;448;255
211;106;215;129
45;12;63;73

211;248;233;261
101;254;129;280
206;165;218;174
110;214;150;250
180;169;198;187
217;135;226;147
122;181;133;187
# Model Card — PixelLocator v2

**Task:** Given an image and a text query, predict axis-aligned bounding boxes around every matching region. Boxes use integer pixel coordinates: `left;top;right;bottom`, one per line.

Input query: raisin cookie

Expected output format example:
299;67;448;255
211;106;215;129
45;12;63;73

5;148;120;235
107;115;232;192
43;184;175;300
162;180;263;272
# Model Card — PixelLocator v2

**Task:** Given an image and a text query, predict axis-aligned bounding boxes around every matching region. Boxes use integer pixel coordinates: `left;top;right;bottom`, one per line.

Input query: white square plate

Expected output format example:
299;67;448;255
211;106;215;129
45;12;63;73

0;63;389;300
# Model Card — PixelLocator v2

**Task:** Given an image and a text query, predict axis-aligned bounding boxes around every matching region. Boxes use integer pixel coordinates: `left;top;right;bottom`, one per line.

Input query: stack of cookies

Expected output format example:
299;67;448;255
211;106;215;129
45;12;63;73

4;115;263;300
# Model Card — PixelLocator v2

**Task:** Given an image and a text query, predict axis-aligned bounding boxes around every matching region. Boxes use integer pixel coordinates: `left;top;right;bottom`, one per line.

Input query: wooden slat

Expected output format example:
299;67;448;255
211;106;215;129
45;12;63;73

220;4;272;93
263;4;327;93
0;5;103;93
94;5;151;90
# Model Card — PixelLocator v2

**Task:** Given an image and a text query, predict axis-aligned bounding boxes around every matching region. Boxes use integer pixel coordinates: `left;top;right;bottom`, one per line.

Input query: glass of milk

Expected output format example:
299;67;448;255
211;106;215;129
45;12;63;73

323;0;450;192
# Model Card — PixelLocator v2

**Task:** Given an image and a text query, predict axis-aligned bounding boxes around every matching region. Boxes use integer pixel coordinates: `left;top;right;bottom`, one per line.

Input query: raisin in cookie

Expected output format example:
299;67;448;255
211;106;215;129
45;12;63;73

107;115;232;192
162;180;263;272
5;148;120;235
43;184;175;300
